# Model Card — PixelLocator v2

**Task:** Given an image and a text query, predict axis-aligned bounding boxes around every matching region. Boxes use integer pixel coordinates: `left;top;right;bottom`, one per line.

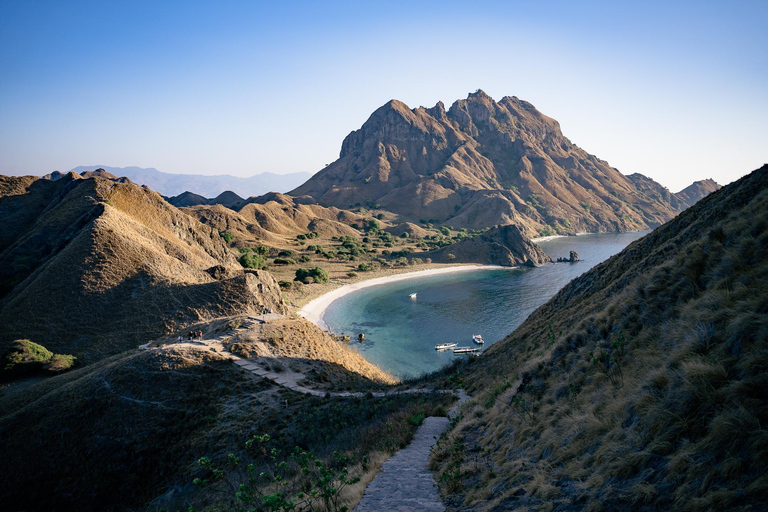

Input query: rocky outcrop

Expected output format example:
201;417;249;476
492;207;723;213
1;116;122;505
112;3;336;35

428;224;551;267
674;178;721;208
291;90;690;236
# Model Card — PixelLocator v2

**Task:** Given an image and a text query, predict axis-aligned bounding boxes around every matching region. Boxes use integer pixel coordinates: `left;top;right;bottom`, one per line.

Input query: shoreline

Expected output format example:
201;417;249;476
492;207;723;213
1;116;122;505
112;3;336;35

298;265;507;331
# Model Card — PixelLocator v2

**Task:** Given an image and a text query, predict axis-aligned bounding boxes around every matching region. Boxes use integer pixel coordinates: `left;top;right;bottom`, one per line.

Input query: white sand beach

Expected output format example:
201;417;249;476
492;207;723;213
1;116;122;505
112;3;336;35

298;265;505;331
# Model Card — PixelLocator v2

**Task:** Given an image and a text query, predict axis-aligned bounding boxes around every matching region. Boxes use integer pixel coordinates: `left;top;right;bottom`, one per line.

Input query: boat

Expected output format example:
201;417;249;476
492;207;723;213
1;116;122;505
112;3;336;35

472;334;485;344
409;292;417;299
435;342;457;350
453;347;480;354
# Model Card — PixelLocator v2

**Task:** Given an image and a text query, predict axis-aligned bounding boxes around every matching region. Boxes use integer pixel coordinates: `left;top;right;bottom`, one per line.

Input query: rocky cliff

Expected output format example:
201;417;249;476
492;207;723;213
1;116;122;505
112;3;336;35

292;91;694;236
428;224;551;267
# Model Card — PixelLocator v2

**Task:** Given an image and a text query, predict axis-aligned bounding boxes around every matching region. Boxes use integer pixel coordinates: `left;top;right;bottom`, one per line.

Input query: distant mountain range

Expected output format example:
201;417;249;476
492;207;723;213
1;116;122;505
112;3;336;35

44;165;312;198
292;90;720;236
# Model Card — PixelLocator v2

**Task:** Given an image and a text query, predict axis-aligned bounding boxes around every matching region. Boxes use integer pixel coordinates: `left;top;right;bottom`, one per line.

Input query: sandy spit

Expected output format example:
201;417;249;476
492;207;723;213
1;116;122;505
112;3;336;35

298;265;506;331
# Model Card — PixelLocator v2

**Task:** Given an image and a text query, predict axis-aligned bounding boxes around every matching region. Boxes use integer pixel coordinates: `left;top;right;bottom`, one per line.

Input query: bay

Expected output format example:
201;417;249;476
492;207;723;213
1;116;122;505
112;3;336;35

323;231;648;378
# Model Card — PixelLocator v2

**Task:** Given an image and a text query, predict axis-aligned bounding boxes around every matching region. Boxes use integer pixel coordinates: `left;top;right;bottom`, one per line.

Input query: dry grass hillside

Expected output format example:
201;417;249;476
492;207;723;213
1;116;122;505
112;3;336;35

0;175;286;363
431;165;768;510
0;344;452;512
291;90;705;236
184;192;368;244
226;316;396;387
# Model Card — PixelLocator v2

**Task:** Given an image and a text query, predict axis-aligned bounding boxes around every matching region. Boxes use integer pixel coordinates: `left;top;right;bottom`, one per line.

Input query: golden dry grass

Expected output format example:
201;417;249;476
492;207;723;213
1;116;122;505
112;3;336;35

431;165;768;510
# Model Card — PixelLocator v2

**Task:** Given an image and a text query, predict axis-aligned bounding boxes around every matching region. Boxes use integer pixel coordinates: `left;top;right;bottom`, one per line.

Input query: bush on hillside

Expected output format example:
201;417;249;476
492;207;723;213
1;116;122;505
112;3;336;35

295;267;329;284
238;253;267;270
0;339;76;381
219;232;234;243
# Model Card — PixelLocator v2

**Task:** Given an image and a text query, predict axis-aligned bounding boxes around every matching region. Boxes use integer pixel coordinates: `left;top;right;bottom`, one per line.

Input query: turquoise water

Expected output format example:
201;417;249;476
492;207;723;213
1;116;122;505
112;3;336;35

323;232;648;378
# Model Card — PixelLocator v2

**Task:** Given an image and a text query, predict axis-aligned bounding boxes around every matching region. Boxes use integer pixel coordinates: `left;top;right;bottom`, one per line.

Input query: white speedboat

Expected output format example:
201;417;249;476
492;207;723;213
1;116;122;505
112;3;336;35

435;342;457;350
473;334;485;344
409;292;417;299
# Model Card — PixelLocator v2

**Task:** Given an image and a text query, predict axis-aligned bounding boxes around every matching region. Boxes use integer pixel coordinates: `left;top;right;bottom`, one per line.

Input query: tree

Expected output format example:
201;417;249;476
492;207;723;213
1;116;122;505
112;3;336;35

294;267;329;284
239;253;267;270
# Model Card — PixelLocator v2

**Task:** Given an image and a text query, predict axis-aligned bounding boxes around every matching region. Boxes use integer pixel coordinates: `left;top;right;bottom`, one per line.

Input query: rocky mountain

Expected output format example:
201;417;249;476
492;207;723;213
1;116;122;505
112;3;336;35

428;224;552;267
291;91;710;237
432;165;768;510
54;165;312;198
0;173;286;363
166;190;246;209
675;178;721;207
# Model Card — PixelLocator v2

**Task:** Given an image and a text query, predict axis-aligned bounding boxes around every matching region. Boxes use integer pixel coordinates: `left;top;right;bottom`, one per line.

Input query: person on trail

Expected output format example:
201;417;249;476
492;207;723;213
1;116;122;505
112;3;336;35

198;329;203;340
177;335;182;342
188;331;193;340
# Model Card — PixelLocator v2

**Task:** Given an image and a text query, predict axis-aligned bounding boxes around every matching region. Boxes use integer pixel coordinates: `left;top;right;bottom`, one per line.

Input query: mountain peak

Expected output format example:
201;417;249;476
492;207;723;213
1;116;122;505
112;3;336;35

293;91;700;235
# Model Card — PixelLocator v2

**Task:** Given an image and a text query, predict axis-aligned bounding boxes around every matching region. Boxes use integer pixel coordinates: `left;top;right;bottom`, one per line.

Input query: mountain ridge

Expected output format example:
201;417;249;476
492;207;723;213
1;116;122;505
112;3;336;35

292;91;716;237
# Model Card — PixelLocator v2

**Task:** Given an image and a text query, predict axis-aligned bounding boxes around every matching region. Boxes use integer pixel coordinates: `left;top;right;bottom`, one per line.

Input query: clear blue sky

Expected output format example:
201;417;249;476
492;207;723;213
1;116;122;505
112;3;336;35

1;0;766;191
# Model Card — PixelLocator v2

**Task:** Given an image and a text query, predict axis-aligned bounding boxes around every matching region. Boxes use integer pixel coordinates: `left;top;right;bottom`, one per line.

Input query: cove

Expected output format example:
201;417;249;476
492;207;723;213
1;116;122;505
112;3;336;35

323;232;648;378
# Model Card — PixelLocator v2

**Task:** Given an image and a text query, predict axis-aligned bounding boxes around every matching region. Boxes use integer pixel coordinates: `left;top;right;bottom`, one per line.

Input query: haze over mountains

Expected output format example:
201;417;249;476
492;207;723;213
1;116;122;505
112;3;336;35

45;165;312;198
293;91;719;236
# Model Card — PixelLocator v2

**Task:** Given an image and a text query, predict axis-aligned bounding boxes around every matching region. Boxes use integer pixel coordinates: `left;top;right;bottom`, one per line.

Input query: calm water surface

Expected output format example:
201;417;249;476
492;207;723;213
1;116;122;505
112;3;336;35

323;232;648;378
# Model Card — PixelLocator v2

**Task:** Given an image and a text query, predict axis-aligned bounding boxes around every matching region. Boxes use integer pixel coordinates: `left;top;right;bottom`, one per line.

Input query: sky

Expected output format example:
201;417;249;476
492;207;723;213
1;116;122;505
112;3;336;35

0;0;766;191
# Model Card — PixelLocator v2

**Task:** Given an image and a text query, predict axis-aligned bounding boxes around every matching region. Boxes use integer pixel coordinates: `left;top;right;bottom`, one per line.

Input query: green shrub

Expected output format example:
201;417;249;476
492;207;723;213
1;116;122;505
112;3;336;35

0;340;76;380
538;225;556;237
273;258;296;265
219;232;234;243
298;255;312;263
239;253;267;269
277;250;295;258
278;280;293;290
295;267;329;284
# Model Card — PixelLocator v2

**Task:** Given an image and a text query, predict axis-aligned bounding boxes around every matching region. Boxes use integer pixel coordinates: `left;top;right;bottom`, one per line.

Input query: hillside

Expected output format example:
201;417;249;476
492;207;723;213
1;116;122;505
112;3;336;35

62;165;312;197
291;91;703;236
182;192;369;248
0;338;428;512
431;165;768;510
675;178;722;208
0;174;286;363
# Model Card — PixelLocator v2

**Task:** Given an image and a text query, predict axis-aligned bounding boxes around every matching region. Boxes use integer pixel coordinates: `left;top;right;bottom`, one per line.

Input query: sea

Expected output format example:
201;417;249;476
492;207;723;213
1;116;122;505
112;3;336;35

323;231;648;379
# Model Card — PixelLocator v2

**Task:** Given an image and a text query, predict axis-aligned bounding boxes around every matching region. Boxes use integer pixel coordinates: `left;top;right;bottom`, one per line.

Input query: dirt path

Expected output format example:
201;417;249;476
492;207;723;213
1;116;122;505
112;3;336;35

354;390;469;511
140;315;453;399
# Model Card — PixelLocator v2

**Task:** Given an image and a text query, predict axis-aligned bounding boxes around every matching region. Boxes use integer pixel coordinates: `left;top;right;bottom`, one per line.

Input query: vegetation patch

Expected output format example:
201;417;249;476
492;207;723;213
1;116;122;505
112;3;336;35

0;339;76;381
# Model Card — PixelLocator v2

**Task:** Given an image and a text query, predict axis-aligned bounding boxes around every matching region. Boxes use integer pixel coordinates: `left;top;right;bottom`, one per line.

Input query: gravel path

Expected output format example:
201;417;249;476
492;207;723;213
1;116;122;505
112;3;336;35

354;390;469;511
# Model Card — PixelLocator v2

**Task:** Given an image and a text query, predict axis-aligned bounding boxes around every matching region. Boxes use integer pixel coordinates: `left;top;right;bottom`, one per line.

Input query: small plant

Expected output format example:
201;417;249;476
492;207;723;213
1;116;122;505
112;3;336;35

219;232;234;243
226;318;243;330
194;434;359;512
547;323;562;348
589;332;628;388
